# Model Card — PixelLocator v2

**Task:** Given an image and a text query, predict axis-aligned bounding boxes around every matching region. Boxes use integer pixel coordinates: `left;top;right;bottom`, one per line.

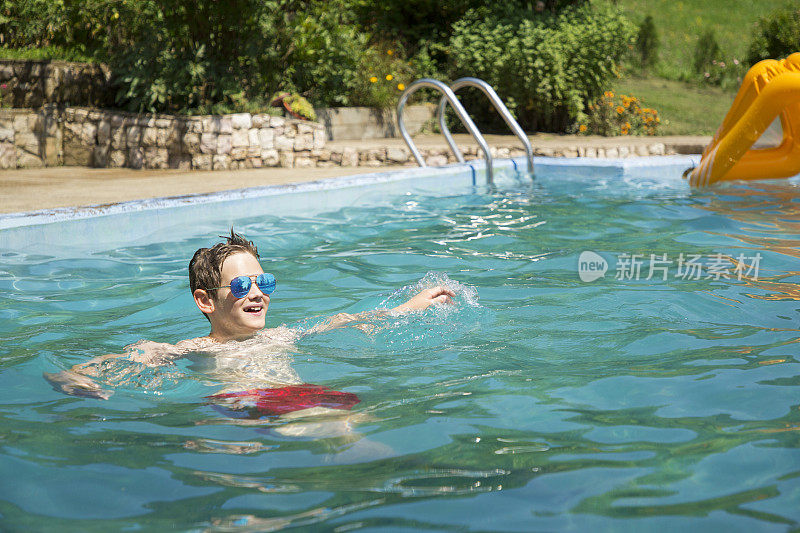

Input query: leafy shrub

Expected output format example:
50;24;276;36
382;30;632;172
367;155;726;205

700;57;747;89
579;91;660;136
106;0;283;114
446;2;634;132
634;15;659;70
747;5;800;64
693;30;721;75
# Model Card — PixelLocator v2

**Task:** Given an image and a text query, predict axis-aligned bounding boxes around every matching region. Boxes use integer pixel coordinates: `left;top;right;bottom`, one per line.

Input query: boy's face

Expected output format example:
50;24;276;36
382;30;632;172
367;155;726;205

207;252;270;339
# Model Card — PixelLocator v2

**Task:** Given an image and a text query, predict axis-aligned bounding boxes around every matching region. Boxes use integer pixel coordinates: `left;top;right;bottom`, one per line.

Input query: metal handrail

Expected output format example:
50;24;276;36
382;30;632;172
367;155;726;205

439;77;534;174
397;78;494;183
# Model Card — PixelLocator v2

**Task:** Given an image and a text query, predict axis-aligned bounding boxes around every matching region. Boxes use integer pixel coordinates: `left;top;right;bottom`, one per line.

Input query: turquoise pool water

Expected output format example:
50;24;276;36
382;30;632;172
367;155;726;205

1;159;800;531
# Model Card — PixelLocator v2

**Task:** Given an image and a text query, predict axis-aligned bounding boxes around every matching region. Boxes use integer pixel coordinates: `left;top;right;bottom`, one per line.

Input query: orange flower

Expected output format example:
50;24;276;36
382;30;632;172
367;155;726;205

387;49;394;55
385;74;393;81
397;83;405;91
616;106;624;114
579;124;587;132
369;76;378;83
604;91;614;98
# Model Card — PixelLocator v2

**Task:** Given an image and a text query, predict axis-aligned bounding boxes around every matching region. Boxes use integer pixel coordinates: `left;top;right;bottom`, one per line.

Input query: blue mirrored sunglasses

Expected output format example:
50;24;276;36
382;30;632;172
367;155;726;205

209;273;276;299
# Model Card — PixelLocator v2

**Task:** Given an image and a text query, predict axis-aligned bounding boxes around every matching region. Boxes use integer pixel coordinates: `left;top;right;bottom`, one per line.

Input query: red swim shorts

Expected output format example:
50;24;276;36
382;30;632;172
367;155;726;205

205;384;360;416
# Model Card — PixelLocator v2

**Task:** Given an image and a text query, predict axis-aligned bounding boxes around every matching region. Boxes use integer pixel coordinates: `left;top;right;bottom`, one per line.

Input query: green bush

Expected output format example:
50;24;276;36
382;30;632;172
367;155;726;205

446;2;634;132
634;15;659;70
747;5;800;64
693;30;721;74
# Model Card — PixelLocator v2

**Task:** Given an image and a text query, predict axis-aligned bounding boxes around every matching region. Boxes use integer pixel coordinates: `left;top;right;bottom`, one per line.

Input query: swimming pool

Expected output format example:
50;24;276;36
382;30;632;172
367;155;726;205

2;156;800;531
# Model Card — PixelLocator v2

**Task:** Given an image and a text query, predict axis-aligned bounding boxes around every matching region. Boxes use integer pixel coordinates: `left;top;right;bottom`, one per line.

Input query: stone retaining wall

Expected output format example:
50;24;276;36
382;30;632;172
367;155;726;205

0;105;674;170
0;60;112;108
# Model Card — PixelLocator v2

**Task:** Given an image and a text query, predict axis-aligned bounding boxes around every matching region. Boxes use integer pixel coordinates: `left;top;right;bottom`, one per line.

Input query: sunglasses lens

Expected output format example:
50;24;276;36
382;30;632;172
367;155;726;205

256;273;276;294
229;276;252;298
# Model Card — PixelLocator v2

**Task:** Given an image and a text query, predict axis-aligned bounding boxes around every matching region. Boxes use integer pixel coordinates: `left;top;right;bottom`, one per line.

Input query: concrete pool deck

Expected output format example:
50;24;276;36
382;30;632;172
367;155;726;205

0;134;709;214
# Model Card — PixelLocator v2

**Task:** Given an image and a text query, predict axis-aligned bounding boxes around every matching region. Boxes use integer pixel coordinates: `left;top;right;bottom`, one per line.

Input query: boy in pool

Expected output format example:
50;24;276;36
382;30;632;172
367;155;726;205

46;230;455;410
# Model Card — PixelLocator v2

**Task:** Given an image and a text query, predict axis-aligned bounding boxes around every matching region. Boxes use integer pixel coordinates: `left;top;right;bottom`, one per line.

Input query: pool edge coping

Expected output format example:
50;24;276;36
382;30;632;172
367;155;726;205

0;155;701;230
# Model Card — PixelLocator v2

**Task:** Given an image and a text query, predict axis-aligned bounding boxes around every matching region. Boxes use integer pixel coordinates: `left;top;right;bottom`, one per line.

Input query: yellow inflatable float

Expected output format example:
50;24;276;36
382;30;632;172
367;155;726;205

690;53;800;186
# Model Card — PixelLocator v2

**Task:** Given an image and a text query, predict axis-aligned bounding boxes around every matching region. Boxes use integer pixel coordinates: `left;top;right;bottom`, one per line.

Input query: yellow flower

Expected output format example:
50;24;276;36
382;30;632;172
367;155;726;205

387;50;394;55
385;74;393;81
604;91;614;98
616;106;624;114
397;83;406;91
579;124;587;132
625;121;631;129
369;76;378;83
112;11;119;19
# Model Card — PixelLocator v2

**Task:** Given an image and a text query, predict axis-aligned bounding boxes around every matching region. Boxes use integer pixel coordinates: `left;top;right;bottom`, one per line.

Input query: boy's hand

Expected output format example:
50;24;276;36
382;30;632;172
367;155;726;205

43;370;113;400
393;286;456;313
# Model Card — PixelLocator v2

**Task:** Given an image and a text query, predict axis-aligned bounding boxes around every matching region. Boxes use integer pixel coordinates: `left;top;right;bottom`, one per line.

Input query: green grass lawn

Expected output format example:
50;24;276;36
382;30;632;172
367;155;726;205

612;76;737;135
616;0;786;79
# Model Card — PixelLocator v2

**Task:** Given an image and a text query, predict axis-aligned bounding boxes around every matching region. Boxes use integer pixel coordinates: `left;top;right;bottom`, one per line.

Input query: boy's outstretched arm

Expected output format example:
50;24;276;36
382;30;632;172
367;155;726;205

44;340;192;399
307;286;456;334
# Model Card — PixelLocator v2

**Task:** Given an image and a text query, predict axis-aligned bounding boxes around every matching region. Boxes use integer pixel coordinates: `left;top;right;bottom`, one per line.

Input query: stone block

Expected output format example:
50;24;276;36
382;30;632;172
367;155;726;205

156;128;170;147
202;116;220;133
386;147;408;163
274;135;293;151
192;153;212;170
295;156;314;168
231;129;248;148
14;132;38;151
108;149;126;168
111;128;126;150
330;150;343;163
199;132;216;154
230;113;252;129
219;117;233;134
279;151;294;168
16;147;43;168
261;149;279;166
0;127;13;143
183;132;200;152
584;147;597;158
97;120;111;145
618;146;630;158
270;116;285;127
311;149;331;161
294;134;313;151
0;142;16;169
252;114;268;128
155;118;172;128
217;134;232;154
247;145;260;157
141;127;158;147
128;147;144;169
92;145;109;167
297;122;314;135
313;128;325;149
230;146;247;160
145;147;169;169
250;158;263;168
13;115;26;131
212;154;230;170
248;128;259;147
425;154;448;166
126;125;142;146
168;153;192;170
605;147;619;158
649;143;665;155
187;119;203;133
341;147;358;166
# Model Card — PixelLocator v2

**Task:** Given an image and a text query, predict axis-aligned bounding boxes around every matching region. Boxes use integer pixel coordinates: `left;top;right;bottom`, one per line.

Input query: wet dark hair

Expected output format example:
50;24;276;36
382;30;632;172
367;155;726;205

189;228;260;320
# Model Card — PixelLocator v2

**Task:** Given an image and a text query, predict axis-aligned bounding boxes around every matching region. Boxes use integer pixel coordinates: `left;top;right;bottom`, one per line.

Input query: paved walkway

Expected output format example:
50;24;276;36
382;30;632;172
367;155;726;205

0;134;709;214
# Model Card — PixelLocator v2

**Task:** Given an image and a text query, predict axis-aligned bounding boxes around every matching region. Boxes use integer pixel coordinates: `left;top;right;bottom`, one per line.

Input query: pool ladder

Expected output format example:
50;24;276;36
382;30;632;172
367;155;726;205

396;77;534;184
